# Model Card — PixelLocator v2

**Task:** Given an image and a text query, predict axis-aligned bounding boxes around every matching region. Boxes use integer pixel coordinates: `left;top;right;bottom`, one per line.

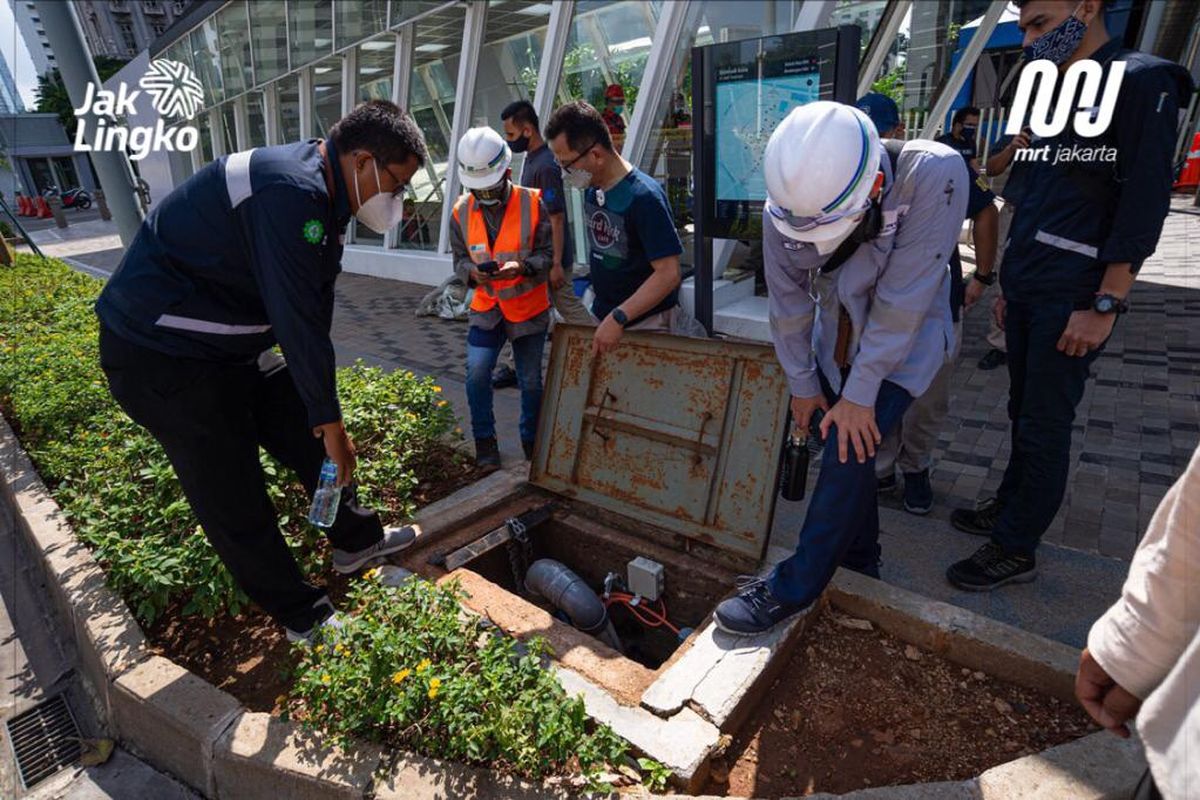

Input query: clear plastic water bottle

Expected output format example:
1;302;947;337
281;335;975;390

308;458;341;528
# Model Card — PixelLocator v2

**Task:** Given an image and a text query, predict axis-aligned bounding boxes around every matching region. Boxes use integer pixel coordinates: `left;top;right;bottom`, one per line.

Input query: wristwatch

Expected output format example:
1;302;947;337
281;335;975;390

971;270;996;286
1092;293;1129;315
611;308;629;327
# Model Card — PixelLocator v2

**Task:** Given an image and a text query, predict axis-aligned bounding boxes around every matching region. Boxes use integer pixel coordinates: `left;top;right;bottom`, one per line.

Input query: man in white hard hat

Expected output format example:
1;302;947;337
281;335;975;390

714;101;969;636
450;126;553;468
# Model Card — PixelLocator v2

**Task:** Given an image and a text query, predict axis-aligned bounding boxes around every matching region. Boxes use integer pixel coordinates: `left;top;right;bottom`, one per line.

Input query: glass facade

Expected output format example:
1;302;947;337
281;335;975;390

289;0;335;68
406;3;465;252
217;2;252;99
312;57;343;139
277;75;302;143
157;0;1132;287
468;1;551;176
336;0;388;50
250;2;289;84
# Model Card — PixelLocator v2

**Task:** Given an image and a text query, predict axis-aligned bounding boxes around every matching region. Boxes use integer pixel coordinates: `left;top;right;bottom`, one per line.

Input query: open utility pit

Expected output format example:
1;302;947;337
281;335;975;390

438;502;738;671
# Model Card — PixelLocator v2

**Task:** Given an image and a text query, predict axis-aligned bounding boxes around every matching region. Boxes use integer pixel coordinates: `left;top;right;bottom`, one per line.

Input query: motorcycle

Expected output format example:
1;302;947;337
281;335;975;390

43;185;93;210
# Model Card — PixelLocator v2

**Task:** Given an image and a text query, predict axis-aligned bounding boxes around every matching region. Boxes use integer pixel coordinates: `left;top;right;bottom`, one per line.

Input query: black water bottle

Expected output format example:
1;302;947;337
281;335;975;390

780;425;809;502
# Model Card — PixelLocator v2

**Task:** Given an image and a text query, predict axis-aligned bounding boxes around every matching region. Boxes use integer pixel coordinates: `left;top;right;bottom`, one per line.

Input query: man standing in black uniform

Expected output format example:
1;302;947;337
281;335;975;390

96;101;428;642
947;0;1193;591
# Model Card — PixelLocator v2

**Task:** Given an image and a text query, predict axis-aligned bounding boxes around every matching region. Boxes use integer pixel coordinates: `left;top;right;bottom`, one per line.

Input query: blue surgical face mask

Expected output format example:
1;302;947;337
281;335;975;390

1024;2;1088;66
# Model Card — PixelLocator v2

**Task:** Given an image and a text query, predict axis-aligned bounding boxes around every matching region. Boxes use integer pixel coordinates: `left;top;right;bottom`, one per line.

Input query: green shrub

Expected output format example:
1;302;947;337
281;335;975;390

0;254;460;623
288;573;628;783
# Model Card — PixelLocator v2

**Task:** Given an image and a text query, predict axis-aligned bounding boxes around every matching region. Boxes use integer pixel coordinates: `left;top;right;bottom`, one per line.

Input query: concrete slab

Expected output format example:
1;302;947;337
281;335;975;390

798;780;981;799
977;731;1146;800
827;569;1080;703
375;752;577;800
23;747;200;800
213;712;385;800
554;667;720;792
110;656;241;796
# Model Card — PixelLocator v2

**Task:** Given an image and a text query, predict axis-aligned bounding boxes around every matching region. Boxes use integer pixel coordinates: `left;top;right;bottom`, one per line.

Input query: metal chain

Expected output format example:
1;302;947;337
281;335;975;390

505;516;530;590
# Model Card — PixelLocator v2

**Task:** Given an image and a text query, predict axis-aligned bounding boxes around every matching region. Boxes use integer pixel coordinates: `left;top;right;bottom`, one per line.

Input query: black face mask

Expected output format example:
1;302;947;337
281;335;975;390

508;133;531;154
819;200;883;274
472;178;510;207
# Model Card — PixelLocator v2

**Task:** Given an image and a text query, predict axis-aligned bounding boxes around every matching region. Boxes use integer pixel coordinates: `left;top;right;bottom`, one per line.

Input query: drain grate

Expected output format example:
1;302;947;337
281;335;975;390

4;694;83;790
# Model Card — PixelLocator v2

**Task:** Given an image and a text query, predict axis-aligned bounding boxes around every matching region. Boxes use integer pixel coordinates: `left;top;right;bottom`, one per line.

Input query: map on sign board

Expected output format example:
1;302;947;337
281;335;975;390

716;71;819;202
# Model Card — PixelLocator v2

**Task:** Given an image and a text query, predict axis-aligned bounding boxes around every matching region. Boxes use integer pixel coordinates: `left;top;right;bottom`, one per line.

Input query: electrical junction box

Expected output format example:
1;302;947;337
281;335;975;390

628;557;665;602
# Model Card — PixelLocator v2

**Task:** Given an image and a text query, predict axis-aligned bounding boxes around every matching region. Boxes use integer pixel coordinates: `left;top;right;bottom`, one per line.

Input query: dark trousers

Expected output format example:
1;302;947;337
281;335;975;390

992;300;1107;556
767;374;914;607
98;325;383;631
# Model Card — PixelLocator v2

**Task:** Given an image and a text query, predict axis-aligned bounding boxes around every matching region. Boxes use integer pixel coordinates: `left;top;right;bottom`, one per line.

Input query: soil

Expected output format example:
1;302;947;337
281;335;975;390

705;611;1097;798
143;450;490;714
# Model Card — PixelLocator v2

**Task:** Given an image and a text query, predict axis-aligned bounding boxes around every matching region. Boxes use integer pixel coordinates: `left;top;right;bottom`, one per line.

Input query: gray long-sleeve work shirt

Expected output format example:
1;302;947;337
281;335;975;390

764;138;969;407
450;188;554;339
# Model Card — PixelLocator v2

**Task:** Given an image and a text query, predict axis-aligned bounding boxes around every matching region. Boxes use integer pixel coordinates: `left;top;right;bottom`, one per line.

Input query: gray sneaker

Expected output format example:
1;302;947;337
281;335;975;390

332;525;417;574
284;597;344;645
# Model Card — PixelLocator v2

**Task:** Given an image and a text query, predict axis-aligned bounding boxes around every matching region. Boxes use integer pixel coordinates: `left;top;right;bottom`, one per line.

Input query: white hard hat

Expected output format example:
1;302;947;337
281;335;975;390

457;126;511;190
763;101;882;244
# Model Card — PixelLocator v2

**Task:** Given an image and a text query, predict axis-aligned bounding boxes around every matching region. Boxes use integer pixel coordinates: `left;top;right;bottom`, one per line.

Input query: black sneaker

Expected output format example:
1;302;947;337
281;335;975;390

877;474;897;494
491;364;517;388
977;348;1007;371
902;469;933;515
951;497;1004;536
947;542;1036;591
475;437;500;468
713;577;807;635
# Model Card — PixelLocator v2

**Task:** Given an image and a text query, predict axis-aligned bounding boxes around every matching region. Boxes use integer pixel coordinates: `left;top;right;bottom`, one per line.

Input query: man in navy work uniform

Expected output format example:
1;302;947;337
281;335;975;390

948;0;1193;591
714;101;968;636
95;101;427;643
544;101;693;354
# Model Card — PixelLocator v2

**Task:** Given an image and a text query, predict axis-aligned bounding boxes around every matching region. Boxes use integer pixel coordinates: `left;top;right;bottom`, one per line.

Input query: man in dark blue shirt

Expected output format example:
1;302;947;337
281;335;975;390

95;101;428;642
948;0;1193;592
501;100;592;325
544;101;687;354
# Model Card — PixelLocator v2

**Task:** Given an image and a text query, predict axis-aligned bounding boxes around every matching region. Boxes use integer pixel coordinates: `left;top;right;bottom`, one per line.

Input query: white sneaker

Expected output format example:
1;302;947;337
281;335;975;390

284;597;344;645
331;525;417;574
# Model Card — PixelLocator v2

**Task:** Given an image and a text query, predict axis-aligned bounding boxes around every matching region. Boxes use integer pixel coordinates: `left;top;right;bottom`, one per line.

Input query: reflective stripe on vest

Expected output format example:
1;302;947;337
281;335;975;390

456;186;549;323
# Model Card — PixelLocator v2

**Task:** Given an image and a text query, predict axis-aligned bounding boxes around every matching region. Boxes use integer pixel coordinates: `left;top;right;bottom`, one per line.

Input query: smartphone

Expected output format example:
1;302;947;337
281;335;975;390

478;260;500;275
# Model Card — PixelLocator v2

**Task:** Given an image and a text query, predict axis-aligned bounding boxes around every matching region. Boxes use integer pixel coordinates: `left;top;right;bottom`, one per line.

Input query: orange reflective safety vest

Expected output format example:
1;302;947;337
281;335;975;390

454;186;549;323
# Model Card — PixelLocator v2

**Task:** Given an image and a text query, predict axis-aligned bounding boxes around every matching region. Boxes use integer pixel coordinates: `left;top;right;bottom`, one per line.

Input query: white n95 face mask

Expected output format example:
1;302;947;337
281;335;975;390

354;160;405;233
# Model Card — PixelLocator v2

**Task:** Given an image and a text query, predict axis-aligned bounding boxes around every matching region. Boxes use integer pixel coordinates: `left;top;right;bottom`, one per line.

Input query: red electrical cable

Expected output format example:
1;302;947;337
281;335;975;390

604;593;680;635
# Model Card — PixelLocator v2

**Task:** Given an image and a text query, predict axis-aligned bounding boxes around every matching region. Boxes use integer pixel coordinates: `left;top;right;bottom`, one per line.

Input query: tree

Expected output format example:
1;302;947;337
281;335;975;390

871;66;906;107
35;56;129;138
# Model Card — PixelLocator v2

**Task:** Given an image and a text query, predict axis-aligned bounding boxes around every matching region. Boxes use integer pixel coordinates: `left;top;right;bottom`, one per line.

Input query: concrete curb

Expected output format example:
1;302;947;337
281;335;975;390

0;413;1147;799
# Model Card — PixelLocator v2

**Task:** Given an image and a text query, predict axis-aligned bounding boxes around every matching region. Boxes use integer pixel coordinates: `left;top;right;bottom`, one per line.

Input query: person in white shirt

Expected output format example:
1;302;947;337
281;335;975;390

1079;444;1199;800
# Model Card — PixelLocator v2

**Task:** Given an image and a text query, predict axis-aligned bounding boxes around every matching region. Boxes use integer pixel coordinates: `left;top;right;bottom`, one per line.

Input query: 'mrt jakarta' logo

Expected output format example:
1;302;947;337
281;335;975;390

73;58;202;161
1005;60;1124;165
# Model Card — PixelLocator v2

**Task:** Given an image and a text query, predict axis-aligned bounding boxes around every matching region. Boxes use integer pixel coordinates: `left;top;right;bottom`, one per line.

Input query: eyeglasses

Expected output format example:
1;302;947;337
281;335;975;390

557;141;597;171
766;197;871;233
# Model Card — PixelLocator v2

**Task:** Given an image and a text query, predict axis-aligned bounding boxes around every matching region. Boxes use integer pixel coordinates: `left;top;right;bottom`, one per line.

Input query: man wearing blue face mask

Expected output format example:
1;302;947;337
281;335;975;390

948;0;1193;592
95;101;428;644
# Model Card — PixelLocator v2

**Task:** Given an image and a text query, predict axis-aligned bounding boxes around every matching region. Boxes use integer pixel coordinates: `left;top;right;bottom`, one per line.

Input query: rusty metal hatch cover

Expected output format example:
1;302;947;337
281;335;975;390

530;325;789;561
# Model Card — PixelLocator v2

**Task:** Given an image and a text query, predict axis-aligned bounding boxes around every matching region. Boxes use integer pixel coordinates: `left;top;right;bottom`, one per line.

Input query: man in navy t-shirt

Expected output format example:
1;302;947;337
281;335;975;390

500;99;592;326
544;101;687;354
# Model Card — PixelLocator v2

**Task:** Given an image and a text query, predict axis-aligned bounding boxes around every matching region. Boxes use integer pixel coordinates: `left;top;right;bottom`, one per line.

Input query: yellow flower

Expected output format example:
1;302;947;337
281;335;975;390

334;643;347;656
437;400;448;408
432;385;442;393
320;673;331;685
314;644;324;654
363;567;377;580
416;658;431;673
428;678;441;699
391;668;411;686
